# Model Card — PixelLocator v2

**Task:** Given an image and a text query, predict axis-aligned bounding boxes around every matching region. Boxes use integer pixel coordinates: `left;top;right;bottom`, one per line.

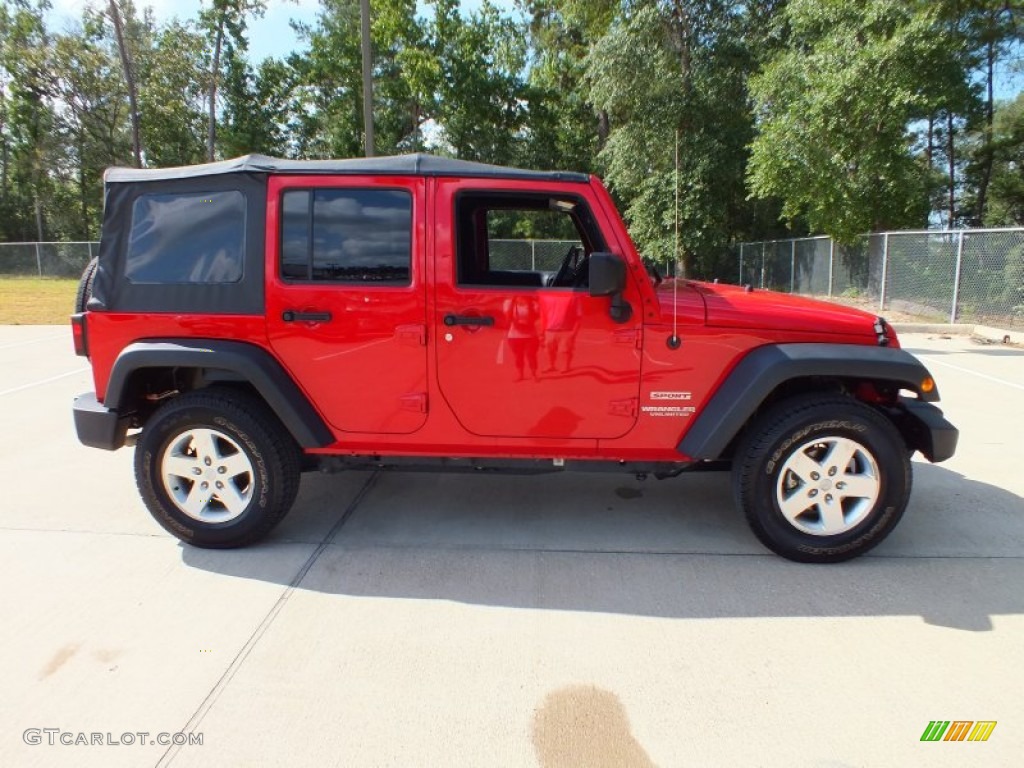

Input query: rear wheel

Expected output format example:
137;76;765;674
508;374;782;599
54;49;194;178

135;388;301;548
733;394;911;563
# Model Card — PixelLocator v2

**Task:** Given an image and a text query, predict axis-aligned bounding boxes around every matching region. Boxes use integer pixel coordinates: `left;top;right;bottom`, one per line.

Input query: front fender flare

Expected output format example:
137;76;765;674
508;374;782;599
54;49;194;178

678;343;939;460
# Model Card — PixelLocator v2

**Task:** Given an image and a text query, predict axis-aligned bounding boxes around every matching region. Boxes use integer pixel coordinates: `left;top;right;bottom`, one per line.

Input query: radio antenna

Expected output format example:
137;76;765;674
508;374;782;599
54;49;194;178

668;129;681;350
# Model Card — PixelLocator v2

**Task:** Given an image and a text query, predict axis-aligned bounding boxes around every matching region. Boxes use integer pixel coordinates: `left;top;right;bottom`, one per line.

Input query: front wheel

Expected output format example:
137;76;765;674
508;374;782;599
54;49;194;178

732;395;911;563
135;388;301;548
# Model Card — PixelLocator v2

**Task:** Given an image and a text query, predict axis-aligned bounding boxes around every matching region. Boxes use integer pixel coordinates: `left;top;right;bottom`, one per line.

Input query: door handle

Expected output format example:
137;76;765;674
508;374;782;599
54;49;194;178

444;314;495;327
282;310;332;323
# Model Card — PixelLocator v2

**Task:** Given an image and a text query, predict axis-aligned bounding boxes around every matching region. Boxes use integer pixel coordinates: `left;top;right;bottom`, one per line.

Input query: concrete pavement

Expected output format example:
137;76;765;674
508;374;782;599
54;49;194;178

1;327;1021;767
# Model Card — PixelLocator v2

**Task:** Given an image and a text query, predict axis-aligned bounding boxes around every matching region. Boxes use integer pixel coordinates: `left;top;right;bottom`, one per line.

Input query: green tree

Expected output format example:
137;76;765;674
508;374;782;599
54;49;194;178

51;9;132;238
586;1;769;274
292;0;430;158
219;55;292;157
137;19;209;167
108;0;143;167
199;0;266;161
982;95;1024;318
518;0;616;172
748;0;968;242
429;0;529;163
291;0;372;158
958;0;1024;225
0;0;58;240
372;0;435;152
984;93;1024;225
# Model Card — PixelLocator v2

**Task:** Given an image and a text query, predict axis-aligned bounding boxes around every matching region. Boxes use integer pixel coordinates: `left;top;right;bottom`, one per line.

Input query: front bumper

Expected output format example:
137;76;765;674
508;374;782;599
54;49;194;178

898;397;958;463
73;392;128;450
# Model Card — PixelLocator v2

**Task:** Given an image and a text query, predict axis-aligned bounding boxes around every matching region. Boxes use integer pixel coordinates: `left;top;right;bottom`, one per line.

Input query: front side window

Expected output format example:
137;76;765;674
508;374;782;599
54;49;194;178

456;193;605;289
126;191;245;283
281;188;412;283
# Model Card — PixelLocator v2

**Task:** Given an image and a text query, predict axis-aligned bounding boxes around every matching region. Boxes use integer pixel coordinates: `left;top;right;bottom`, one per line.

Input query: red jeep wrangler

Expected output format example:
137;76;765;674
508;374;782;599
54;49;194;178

70;154;957;562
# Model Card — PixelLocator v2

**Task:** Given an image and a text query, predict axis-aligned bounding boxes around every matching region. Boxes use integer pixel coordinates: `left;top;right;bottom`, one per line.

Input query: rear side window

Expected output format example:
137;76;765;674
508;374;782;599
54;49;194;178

126;191;245;283
281;189;412;283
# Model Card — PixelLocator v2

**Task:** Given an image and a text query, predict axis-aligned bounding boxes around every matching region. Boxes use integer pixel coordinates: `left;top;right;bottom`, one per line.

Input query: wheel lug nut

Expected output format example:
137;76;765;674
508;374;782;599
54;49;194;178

825;494;833;503
192;467;202;476
828;467;837;477
810;472;820;481
809;489;818;497
836;482;846;490
217;466;226;474
201;481;209;490
216;481;223;489
204;457;212;466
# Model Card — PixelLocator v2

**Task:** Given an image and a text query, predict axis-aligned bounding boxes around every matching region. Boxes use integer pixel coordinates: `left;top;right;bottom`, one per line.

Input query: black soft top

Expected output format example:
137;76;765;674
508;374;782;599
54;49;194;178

104;153;590;184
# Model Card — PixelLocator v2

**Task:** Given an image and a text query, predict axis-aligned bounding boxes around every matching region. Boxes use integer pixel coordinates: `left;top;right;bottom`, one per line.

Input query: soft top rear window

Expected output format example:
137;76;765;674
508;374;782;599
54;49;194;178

126;190;245;284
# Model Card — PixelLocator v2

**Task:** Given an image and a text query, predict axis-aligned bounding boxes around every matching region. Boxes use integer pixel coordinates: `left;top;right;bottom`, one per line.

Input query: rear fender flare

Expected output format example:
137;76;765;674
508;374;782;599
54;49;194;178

105;340;333;449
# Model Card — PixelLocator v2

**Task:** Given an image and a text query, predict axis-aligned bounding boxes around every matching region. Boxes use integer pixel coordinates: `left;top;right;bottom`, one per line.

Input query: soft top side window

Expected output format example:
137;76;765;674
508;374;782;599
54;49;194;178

456;192;606;289
126;190;245;284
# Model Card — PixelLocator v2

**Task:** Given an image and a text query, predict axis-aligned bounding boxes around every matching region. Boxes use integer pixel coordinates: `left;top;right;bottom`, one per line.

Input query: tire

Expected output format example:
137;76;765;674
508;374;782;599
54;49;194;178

134;387;301;548
74;257;98;313
732;394;911;563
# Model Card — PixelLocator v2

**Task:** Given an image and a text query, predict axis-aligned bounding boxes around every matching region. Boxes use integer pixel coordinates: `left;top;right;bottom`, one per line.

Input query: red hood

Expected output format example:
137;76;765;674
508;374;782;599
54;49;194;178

652;280;708;327
658;280;883;339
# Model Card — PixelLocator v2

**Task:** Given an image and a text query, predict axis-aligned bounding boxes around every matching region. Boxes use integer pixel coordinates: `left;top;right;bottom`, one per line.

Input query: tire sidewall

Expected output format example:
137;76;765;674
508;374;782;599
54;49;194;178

136;404;275;547
75;258;98;313
747;409;910;562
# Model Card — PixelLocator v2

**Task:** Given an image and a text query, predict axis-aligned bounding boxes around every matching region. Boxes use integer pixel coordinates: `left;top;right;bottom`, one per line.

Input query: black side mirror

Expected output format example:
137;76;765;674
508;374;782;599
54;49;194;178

589;252;626;297
588;252;632;323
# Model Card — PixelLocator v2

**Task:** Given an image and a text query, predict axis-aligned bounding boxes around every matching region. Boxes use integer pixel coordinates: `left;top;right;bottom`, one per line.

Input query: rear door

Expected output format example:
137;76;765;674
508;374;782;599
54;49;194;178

266;175;428;435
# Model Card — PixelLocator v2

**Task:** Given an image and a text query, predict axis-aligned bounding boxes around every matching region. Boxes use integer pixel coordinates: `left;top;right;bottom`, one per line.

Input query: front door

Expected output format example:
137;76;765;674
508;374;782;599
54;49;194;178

266;175;428;435
432;179;643;440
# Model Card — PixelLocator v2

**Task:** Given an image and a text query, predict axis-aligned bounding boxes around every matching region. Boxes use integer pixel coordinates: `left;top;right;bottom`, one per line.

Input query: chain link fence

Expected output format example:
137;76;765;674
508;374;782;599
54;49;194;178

724;229;1024;328
0;242;98;279
488;239;580;271
9;232;1023;328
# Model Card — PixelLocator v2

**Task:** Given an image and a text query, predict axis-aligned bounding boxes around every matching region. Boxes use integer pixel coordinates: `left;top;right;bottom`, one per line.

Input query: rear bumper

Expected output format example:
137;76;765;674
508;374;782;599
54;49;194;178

898;397;958;463
73;392;128;450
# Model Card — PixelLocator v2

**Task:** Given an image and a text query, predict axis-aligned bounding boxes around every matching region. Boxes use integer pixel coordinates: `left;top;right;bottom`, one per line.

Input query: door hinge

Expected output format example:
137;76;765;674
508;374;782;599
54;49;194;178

401;393;428;413
614;328;642;349
396;324;427;346
608;397;638;418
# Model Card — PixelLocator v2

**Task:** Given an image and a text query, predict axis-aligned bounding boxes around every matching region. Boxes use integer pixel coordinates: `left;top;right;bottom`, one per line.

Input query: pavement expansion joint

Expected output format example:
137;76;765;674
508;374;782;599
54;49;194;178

153;471;381;768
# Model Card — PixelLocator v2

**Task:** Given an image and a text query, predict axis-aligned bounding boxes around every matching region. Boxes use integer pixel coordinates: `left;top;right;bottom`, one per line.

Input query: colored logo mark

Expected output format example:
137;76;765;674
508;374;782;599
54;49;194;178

920;721;997;742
